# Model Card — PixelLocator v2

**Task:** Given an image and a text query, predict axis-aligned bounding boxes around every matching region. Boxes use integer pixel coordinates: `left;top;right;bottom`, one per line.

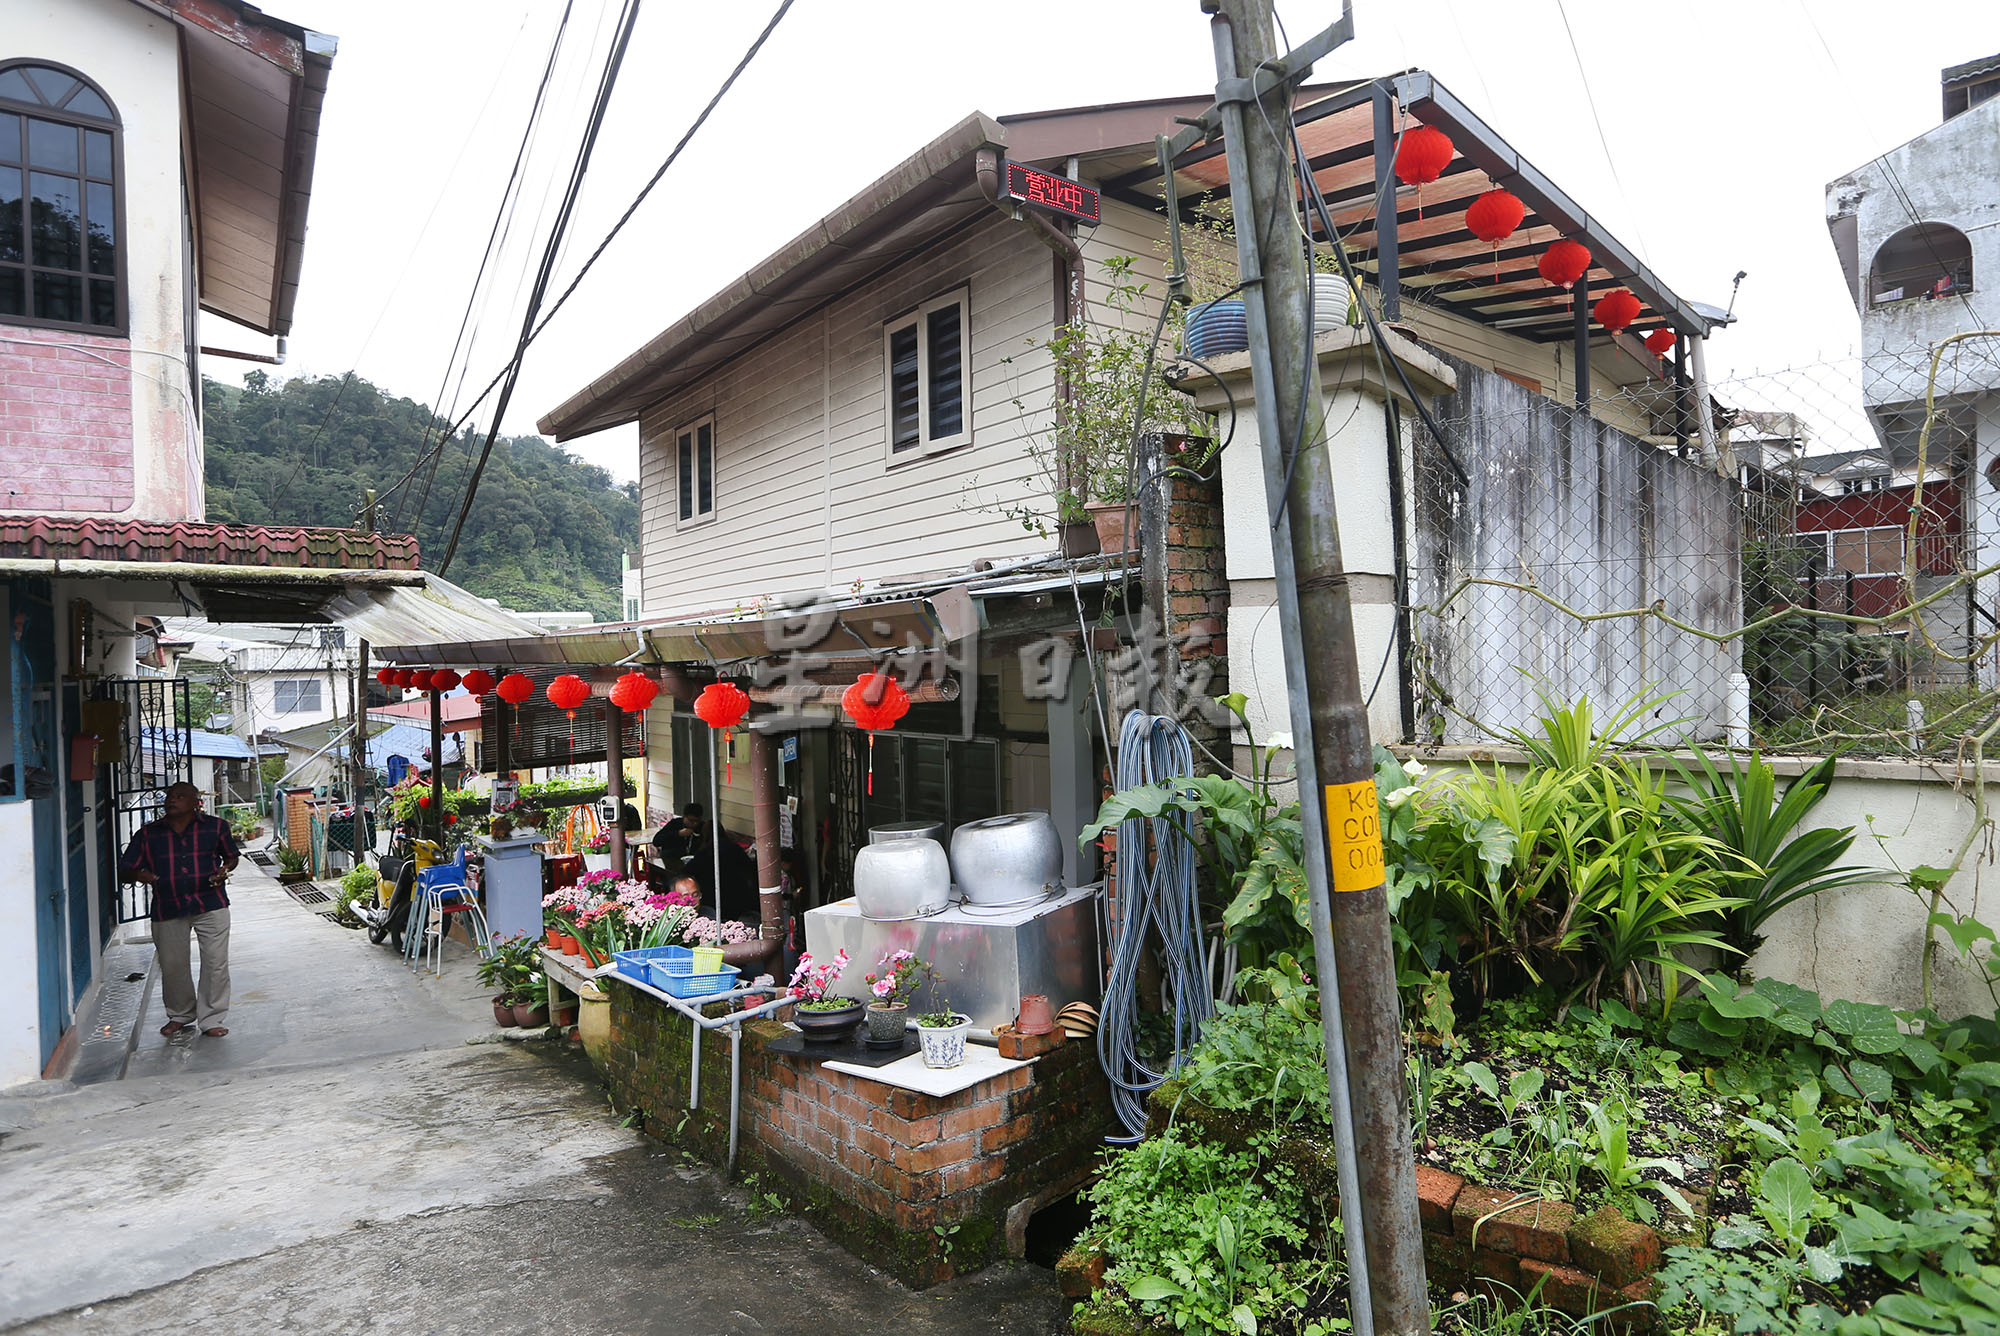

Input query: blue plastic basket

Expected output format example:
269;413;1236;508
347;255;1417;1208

652;965;741;999
612;946;687;979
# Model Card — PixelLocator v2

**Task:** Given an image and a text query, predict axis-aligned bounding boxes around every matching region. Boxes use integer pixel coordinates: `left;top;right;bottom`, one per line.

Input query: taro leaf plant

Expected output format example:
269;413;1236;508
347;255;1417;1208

1671;748;1876;966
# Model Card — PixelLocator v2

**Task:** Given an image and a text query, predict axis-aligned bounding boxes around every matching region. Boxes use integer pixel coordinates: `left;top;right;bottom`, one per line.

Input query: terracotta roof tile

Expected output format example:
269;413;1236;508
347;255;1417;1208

0;518;420;570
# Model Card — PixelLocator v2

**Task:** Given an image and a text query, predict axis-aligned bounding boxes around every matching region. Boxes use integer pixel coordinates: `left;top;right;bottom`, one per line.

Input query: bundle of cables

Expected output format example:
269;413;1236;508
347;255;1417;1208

1096;710;1215;1140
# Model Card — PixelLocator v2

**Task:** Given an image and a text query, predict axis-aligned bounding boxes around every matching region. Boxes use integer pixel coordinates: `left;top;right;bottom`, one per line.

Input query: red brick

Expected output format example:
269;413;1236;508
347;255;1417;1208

940;1157;1003;1194
979;1118;1032;1154
1567;1206;1661;1289
1414;1165;1465;1232
1451;1185;1573;1262
940;1105;999;1139
1517;1259;1612;1316
892;1135;975;1174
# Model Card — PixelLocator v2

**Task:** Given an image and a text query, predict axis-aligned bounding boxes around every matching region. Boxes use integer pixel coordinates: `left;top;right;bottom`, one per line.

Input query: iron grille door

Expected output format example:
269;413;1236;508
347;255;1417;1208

97;678;192;923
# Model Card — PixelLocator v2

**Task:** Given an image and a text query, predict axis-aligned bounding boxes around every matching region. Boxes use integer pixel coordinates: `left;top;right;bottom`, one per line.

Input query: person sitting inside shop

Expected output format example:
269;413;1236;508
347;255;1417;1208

680;821;762;933
651;803;706;865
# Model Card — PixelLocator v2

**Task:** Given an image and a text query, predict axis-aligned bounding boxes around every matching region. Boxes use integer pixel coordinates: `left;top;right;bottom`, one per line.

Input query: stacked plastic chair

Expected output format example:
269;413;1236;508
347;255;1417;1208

403;844;492;974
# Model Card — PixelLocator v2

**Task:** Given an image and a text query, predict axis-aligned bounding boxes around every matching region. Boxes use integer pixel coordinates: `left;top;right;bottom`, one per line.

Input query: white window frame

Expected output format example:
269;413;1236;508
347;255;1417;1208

272;679;322;714
883;286;971;463
674;414;715;529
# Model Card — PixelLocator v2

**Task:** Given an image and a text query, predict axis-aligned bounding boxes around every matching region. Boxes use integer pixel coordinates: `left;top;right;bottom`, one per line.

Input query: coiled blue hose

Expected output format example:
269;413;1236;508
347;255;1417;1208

1097;710;1214;1140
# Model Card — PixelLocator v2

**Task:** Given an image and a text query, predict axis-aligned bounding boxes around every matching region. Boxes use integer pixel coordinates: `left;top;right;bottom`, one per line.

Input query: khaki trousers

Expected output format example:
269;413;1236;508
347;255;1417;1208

155;906;230;1029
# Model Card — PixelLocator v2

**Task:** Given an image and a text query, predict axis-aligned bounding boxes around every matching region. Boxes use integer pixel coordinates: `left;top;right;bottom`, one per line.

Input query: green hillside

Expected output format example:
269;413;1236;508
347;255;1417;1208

202;373;638;620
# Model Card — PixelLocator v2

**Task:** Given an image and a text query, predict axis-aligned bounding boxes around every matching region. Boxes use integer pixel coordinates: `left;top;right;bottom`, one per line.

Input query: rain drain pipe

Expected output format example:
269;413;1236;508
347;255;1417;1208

978;148;1088;506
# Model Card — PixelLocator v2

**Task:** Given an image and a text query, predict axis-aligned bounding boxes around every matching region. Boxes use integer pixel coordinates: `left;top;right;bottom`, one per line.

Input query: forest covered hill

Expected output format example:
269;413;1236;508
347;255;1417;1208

202;373;637;620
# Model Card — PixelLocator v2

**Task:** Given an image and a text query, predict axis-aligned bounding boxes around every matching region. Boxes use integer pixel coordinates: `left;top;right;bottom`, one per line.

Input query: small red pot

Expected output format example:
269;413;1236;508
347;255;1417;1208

559;933;580;955
544;928;563;948
1017;993;1055;1036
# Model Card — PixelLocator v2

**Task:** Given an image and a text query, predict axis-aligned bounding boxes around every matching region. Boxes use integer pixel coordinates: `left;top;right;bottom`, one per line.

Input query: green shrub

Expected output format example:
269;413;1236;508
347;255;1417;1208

1085;1128;1326;1334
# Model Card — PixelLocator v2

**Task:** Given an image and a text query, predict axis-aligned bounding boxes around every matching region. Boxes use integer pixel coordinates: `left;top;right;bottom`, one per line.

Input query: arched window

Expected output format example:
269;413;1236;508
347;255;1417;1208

0;62;122;333
1869;222;1974;307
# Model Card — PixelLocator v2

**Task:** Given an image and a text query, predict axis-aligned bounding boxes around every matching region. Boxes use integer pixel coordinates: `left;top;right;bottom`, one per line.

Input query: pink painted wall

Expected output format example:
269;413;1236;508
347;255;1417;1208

0;326;136;515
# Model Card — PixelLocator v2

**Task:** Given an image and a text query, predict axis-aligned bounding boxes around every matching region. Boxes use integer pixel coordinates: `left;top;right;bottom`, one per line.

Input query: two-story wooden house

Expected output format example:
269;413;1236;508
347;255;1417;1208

460;77;1728;921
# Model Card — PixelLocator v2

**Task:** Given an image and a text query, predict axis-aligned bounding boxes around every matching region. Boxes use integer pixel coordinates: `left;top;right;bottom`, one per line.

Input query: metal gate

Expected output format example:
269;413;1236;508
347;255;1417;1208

826;730;867;904
97;678;192;922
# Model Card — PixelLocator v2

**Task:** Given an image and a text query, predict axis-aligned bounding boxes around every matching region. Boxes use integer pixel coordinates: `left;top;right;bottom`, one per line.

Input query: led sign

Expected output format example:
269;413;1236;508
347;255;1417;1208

1003;161;1100;225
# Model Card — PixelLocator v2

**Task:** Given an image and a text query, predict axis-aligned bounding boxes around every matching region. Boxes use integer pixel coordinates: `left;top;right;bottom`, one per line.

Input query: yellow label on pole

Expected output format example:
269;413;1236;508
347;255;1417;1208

1324;780;1385;892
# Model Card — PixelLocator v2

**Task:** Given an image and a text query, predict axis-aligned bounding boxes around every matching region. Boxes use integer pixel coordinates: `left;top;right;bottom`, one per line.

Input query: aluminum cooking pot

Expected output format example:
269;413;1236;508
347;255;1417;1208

869;820;944;845
852;836;951;920
949;811;1064;907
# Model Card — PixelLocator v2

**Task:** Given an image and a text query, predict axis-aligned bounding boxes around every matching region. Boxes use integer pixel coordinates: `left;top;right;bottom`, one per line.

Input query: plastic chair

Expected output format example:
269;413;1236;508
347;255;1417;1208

404;846;491;973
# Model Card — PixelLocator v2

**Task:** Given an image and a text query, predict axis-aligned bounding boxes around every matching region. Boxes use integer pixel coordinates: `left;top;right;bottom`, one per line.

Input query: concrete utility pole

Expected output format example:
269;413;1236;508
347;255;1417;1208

1201;2;1430;1331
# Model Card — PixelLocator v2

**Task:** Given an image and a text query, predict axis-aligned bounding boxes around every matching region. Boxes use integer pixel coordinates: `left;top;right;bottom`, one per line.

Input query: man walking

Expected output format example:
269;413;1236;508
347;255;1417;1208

119;782;241;1038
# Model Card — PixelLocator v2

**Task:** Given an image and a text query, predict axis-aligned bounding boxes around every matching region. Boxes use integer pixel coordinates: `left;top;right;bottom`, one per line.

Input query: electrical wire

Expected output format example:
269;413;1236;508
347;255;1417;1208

436;0;643;572
1096;710;1210;1140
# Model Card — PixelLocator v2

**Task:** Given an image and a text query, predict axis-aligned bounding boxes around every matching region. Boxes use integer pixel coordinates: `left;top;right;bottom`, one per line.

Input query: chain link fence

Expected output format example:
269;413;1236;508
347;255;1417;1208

1402;333;2000;760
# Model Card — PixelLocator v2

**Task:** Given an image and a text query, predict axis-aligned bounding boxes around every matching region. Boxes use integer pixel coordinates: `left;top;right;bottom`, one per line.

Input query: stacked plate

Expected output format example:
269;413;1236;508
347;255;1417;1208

1057;1001;1100;1041
1184;299;1248;360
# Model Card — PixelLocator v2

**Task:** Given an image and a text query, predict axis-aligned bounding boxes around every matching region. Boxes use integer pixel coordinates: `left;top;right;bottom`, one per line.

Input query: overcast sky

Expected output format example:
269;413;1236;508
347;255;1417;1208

210;0;2000;485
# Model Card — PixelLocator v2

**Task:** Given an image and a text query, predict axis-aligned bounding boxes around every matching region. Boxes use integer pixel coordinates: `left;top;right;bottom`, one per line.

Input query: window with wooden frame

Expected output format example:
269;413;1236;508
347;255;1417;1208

0;62;123;334
675;415;715;526
883;287;969;458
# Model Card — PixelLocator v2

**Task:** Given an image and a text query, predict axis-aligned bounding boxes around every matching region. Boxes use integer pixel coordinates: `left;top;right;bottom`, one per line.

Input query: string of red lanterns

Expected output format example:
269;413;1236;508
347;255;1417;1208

461;669;495;696
609;670;659;713
1643;329;1677;357
495;673;534;706
1592;287;1642;335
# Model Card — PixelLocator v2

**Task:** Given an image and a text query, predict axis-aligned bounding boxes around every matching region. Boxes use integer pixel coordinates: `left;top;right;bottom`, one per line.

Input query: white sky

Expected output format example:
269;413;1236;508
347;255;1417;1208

205;0;2000;486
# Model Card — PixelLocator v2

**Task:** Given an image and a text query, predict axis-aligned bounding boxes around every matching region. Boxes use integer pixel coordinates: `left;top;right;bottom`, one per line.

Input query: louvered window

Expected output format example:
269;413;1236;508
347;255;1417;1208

883;287;970;457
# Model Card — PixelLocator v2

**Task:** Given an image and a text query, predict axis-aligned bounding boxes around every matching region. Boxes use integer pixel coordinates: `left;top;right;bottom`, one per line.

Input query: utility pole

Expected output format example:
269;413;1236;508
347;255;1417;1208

1201;3;1430;1331
352;490;376;839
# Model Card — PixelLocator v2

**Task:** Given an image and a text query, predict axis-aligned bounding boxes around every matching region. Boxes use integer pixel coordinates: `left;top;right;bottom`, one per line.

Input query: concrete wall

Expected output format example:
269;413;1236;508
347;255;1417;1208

0;798;39;1084
0;0;201;522
1407;746;2000;1021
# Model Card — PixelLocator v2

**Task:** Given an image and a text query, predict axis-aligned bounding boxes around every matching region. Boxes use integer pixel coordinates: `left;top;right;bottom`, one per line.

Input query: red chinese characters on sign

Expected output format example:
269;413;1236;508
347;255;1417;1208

1005;161;1100;224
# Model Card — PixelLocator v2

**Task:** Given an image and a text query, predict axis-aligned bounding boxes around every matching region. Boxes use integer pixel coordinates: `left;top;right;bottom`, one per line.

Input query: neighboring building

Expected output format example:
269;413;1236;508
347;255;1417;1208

621;552;642;623
140;726;257;810
1824;50;2000;686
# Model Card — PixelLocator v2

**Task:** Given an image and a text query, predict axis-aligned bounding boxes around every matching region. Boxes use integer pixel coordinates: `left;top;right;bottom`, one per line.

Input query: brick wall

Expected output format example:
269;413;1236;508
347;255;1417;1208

0;327;135;514
603;978;1114;1288
1137;432;1229;763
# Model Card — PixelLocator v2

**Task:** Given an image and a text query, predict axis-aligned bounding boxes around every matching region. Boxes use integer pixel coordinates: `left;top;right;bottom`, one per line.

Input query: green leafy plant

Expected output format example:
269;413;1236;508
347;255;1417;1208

1672;749;1876;964
1087;1129;1323;1336
475;934;541;1004
275;845;307;876
1580;1095;1692;1223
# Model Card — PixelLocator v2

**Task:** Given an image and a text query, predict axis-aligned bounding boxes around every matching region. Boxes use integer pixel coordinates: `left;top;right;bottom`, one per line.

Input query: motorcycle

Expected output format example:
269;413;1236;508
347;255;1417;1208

357;823;446;953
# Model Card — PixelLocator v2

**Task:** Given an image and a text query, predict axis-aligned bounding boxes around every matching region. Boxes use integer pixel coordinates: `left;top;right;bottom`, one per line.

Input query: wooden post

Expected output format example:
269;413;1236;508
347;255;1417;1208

605;698;627;876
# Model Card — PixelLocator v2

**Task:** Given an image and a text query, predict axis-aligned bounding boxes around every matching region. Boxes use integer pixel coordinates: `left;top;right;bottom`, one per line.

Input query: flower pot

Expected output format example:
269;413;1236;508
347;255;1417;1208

1058;520;1099;558
1016;993;1055;1036
544;928;563;948
551;1003;577;1028
492;996;517;1027
917;1014;972;1069
578;983;611;1068
559;933;580;956
512;1001;549;1028
1086;501;1133;556
865;1002;909;1044
793;1000;863;1044
582;853;612;873
490;818;512;840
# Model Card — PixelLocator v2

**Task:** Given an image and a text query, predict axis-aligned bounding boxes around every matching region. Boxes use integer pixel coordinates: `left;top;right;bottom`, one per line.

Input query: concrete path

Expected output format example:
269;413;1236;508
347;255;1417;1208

0;868;1063;1334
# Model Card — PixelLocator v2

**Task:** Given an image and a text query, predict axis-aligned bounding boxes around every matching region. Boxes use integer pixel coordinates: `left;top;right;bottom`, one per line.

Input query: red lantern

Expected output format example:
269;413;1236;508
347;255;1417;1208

841;672;912;795
547;674;590;715
1643;328;1676;357
417;794;431;810
430;668;462;693
1593;287;1641;335
694;682;751;783
495;673;534;706
1463;189;1526;283
610;670;659;714
376;667;397;686
393;669;416;689
1538;239;1591;292
410;670;435;691
1392;124;1454;219
461;669;495;696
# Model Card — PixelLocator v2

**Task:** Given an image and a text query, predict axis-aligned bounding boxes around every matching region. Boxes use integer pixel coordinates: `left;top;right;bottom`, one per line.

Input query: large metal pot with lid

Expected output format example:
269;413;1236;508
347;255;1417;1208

949;811;1064;907
869;820;943;845
852;836;951;920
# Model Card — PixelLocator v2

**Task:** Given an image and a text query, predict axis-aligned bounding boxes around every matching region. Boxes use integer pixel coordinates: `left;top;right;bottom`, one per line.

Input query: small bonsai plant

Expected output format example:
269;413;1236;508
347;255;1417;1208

865;949;927;1009
786;948;853;1012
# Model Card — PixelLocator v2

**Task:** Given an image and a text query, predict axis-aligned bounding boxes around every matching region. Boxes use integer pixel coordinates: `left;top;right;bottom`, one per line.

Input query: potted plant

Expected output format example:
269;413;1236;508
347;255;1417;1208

581;830;614;873
862;948;927;1044
476;934;542;1026
786;949;860;1042
275;845;312;885
916;978;971;1069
